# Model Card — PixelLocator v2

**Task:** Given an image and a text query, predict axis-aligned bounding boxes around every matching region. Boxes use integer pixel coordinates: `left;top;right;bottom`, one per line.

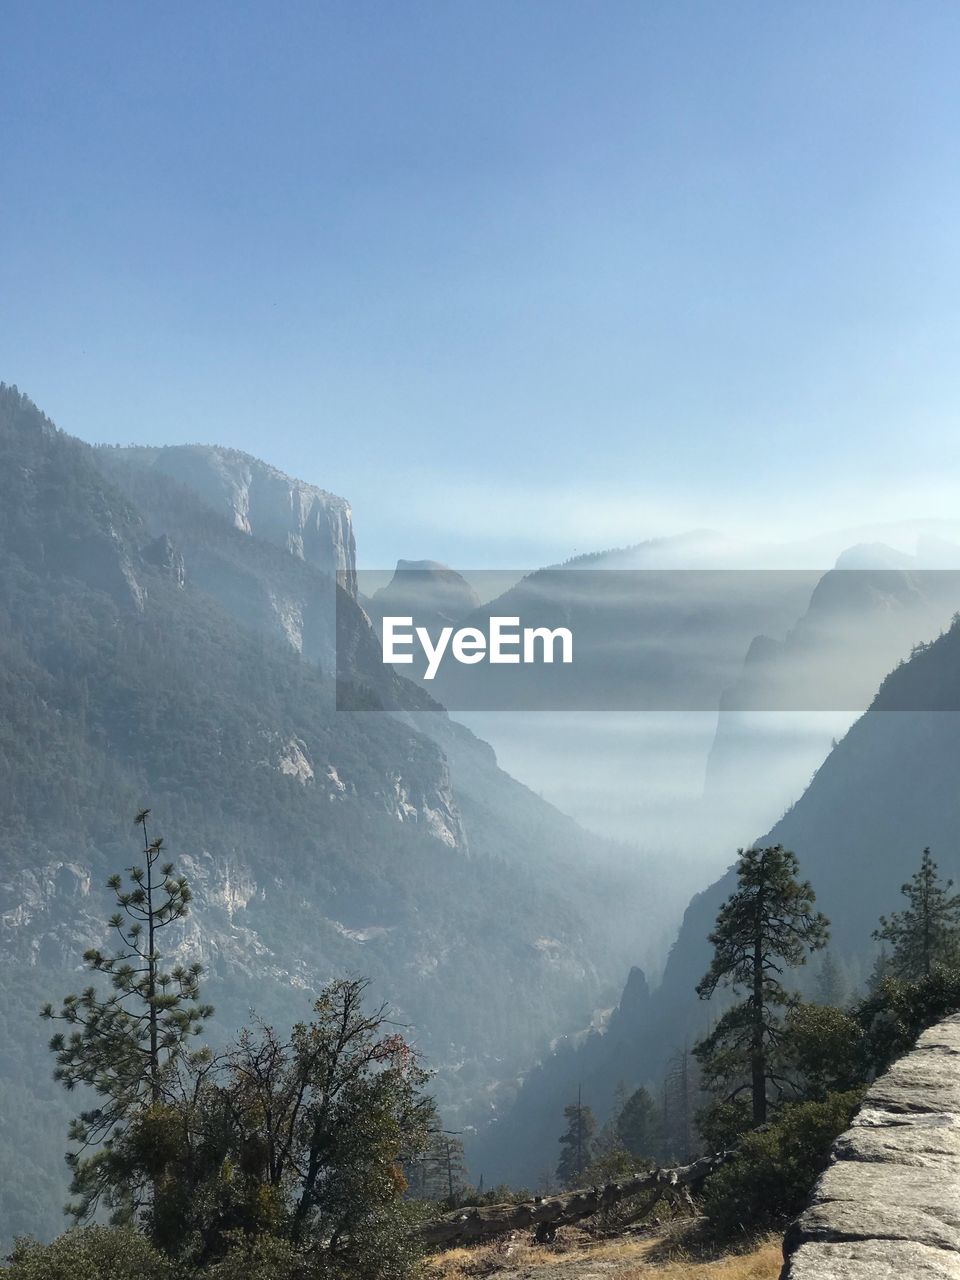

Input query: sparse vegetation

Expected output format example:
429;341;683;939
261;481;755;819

425;1226;783;1279
22;819;436;1279
700;1091;863;1235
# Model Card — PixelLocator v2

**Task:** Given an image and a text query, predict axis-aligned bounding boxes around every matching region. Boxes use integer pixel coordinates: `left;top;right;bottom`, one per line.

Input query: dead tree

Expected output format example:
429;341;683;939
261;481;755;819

416;1150;731;1248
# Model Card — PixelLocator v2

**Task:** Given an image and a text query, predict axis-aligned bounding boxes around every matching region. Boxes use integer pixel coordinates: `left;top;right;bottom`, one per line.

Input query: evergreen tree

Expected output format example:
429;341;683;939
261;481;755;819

615;1085;658;1160
41;810;212;1223
407;1131;468;1202
694;845;829;1126
874;848;960;979
593;1081;629;1158
660;1045;701;1163
814;949;849;1007
867;943;892;992
556;1090;596;1188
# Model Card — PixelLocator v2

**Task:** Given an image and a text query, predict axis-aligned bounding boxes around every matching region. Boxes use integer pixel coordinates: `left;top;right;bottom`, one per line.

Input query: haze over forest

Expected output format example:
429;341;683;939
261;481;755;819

5;5;960;1278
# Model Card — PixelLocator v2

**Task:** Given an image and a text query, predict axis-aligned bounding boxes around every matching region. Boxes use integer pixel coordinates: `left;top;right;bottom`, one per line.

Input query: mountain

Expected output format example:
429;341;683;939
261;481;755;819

441;542;960;925
95;445;357;669
474;611;960;1185
363;561;482;637
104;443;357;593
704;547;960;827
0;386;651;1245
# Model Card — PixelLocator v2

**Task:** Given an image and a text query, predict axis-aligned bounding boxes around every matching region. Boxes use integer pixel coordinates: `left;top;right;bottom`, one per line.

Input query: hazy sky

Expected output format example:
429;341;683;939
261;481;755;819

4;2;960;566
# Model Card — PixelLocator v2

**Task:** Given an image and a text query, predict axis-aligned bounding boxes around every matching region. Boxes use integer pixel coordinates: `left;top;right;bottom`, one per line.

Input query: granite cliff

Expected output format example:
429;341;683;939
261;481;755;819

104;443;357;594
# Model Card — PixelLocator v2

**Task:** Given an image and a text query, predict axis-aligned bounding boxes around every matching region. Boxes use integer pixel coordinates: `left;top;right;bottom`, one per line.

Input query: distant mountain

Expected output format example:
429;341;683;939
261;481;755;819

0;386;650;1245
475;614;960;1185
642;616;960;1072
363;560;482;637
559;530;745;570
424;566;817;711
705;546;960;815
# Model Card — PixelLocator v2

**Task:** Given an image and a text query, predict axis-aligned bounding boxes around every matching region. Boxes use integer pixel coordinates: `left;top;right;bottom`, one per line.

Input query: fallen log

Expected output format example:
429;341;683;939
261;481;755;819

416;1150;731;1248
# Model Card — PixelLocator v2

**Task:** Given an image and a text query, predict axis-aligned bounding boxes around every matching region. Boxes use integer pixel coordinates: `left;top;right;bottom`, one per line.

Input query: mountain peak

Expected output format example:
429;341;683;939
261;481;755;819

367;561;481;631
833;542;914;570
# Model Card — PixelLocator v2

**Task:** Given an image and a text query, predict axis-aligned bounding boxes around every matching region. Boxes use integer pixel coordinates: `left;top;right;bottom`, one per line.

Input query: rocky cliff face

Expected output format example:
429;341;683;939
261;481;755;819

782;1014;960;1279
105;444;357;596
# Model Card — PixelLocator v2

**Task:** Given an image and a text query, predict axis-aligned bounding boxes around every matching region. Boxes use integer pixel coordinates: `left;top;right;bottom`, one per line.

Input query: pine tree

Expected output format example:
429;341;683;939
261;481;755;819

867;943;892;992
874;848;960;979
408;1131;468;1202
593;1080;630;1157
556;1089;596;1188
694;845;829;1126
615;1085;658;1160
660;1045;701;1163
814;949;849;1007
41;810;212;1223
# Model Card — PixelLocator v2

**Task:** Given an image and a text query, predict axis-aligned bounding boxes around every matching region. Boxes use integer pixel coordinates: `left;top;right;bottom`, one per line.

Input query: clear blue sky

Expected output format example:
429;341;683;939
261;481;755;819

4;2;960;566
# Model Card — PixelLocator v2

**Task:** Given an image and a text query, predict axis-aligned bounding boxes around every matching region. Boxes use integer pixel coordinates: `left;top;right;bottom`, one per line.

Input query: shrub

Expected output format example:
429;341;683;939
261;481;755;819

702;1090;863;1238
857;968;960;1075
784;1001;864;1098
695;1098;753;1153
1;1227;177;1280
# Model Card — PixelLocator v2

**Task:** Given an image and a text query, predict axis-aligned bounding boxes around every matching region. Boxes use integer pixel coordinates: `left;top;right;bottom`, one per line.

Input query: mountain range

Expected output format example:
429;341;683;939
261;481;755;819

474;607;960;1184
5;380;960;1236
0;385;652;1244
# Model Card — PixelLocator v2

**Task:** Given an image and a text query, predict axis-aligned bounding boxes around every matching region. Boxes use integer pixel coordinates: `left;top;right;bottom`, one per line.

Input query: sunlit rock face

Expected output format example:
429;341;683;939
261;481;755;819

108;444;357;595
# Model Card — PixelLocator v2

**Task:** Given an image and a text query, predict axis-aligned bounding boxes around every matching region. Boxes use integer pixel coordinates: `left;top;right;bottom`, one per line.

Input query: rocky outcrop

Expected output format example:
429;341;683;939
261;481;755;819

108;444;357;594
365;560;481;633
144;532;185;586
781;1014;960;1279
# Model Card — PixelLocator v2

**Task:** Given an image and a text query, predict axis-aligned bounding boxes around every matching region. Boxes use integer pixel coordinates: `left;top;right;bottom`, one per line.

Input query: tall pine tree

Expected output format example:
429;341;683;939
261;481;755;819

694;845;829;1125
874;848;960;979
556;1090;596;1188
41;810;212;1223
615;1085;658;1160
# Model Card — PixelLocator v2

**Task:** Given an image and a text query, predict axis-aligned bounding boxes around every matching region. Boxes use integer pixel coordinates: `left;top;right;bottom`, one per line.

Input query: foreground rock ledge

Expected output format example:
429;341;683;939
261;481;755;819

781;1012;960;1279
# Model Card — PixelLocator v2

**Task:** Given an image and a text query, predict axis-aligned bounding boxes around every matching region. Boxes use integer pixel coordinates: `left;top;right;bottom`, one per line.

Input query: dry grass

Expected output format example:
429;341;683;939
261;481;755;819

425;1228;783;1280
620;1233;783;1278
424;1232;648;1277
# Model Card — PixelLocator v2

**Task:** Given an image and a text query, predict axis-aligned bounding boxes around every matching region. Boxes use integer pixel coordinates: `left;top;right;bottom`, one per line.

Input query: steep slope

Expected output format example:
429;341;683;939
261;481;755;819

96;446;348;671
704;548;960;831
476;617;960;1185
0;386;645;1244
94;450;644;907
104;443;357;593
643;622;960;1067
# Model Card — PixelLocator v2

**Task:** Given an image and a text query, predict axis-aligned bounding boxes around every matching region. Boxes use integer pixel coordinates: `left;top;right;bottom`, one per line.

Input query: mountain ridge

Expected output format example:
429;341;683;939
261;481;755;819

474;612;960;1185
0;384;651;1245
